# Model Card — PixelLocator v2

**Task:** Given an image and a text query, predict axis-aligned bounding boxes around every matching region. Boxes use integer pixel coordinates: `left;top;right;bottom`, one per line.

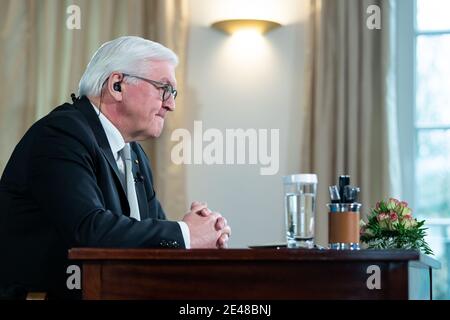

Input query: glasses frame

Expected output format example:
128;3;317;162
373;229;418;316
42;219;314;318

122;73;177;101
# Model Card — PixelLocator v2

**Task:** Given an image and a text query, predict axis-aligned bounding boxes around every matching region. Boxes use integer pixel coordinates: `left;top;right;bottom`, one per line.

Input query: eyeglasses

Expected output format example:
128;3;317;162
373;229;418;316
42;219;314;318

122;73;177;101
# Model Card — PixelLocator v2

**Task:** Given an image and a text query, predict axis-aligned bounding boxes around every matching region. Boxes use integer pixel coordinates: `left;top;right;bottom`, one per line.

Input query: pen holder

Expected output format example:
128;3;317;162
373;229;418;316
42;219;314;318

327;203;361;250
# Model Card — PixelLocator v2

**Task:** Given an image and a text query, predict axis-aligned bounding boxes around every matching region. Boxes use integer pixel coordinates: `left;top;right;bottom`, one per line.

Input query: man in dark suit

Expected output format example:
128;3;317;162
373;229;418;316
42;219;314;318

0;36;231;299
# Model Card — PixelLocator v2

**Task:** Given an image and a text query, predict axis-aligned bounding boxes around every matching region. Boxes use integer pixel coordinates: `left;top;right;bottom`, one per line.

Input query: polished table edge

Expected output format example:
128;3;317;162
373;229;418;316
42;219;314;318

68;248;440;269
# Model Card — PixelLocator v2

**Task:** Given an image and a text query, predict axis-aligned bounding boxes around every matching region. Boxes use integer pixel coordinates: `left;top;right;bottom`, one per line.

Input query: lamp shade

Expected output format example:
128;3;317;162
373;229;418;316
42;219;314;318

211;19;281;35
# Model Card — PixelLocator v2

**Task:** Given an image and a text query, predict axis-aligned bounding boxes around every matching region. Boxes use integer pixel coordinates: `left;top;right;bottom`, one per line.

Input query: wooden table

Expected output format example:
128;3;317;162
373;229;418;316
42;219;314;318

68;248;440;300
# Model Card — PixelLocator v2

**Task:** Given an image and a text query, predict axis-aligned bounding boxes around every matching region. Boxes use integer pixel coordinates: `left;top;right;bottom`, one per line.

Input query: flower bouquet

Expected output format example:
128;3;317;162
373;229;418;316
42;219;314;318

360;198;433;255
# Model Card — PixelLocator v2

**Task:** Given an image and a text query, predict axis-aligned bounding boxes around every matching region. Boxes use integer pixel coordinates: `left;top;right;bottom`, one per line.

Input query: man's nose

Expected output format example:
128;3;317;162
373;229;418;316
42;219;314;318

163;96;176;111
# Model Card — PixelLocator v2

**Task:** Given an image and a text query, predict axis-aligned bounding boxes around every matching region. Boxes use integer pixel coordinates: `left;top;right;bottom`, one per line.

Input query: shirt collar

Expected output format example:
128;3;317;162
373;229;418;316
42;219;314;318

89;101;126;157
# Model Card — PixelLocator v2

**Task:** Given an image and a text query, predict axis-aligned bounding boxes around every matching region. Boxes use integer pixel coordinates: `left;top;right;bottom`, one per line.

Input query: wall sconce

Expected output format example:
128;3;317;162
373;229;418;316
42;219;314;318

211;19;281;35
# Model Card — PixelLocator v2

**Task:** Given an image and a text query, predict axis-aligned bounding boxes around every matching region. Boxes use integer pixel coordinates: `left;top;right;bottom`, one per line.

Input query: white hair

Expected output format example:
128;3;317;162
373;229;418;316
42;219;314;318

78;36;178;97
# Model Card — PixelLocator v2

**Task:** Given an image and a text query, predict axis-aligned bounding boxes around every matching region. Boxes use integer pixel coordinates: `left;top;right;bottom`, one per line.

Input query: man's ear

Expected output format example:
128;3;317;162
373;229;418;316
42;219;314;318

107;72;124;102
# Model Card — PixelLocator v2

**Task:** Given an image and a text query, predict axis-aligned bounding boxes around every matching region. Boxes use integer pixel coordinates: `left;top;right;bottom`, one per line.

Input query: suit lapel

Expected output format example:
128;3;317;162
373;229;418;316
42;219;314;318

74;96;128;203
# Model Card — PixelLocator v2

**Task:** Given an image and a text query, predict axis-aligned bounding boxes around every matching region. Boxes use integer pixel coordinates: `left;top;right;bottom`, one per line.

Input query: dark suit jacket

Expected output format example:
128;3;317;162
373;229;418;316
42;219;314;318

0;96;185;298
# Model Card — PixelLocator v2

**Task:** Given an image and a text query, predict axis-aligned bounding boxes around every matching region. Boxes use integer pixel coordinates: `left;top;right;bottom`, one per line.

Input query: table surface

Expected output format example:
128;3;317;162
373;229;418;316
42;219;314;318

68;248;441;269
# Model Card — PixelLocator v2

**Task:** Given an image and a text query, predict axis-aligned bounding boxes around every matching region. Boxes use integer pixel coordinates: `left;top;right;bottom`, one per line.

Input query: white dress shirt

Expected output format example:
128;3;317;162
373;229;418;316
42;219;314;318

90;102;190;248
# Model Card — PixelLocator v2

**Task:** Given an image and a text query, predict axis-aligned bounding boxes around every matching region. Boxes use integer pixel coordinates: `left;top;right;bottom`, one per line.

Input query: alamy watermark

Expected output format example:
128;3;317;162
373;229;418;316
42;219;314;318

66;265;81;290
66;5;81;30
171;121;280;176
367;4;381;30
366;265;381;290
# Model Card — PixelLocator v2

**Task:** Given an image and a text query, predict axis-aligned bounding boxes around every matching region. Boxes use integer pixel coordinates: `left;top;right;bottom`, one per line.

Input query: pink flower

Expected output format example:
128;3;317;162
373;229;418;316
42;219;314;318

403;213;412;220
377;213;390;229
401;206;412;217
377;213;388;222
400;201;408;208
389;211;398;222
389;198;399;204
386;199;398;210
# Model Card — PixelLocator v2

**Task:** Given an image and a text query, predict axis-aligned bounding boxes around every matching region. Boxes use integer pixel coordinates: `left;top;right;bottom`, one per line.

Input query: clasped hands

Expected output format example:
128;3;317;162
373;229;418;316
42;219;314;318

182;201;231;249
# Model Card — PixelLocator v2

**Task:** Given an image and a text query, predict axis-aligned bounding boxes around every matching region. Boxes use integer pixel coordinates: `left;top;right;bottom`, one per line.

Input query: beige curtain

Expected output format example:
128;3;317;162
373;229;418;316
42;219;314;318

301;0;401;246
0;0;188;220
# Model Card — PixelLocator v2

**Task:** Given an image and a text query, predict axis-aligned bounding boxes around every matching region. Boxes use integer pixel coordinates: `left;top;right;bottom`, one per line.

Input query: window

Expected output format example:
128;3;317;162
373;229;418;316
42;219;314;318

398;0;450;300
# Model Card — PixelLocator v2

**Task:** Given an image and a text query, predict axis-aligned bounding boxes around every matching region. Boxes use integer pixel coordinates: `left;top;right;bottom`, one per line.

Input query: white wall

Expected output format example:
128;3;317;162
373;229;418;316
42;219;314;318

184;0;310;248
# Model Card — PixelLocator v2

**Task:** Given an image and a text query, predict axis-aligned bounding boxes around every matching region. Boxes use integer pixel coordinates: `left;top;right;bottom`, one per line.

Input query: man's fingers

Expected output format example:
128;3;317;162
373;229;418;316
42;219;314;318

190;201;202;209
221;225;231;237
190;201;209;216
190;201;207;210
198;207;211;217
192;204;207;215
215;216;225;230
217;233;229;248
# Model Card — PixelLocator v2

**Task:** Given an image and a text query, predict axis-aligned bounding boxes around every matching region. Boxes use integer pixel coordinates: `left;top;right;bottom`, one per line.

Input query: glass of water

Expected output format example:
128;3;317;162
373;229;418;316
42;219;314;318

283;174;318;249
